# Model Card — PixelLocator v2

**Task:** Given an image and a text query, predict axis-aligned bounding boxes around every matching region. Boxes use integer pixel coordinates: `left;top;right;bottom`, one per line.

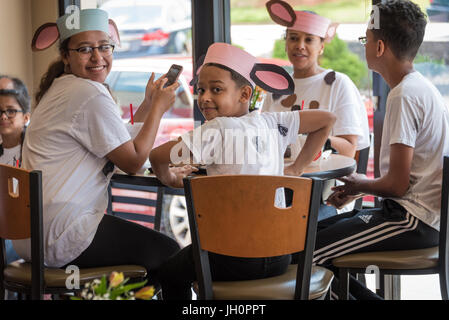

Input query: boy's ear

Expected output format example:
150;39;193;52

376;39;385;57
239;85;252;103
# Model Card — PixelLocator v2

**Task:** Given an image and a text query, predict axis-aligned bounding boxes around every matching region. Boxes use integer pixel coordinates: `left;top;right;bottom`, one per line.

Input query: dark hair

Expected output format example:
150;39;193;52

204;63;254;92
35;38;70;104
0;75;31;113
371;0;426;60
0;75;29;164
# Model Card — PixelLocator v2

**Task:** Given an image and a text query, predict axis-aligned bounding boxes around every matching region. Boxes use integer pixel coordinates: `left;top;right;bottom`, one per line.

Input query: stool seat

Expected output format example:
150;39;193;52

196;265;333;300
4;261;147;287
332;246;438;270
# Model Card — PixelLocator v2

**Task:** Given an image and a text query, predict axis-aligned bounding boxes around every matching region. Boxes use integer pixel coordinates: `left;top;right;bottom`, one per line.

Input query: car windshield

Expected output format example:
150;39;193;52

104;5;163;25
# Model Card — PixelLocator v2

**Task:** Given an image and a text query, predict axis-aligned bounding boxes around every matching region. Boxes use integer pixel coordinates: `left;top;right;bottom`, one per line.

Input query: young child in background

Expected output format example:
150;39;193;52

149;42;336;299
0;75;31;264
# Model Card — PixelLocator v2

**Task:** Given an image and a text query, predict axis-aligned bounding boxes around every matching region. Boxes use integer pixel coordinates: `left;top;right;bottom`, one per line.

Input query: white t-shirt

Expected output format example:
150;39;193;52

380;71;449;231
13;75;131;267
179;111;300;206
262;70;370;152
0;144;21;167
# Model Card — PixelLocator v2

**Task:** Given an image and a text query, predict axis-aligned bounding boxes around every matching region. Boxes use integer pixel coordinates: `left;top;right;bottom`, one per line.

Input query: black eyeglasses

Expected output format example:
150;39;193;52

0;109;23;118
358;36;367;45
68;44;115;60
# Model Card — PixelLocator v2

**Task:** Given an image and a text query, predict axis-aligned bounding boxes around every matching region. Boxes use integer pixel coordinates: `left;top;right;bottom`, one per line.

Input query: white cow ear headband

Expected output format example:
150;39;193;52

31;8;120;51
190;42;294;96
266;0;338;43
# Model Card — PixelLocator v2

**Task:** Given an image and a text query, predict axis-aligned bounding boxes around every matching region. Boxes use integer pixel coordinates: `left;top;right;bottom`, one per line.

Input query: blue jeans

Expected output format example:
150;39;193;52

5;240;20;264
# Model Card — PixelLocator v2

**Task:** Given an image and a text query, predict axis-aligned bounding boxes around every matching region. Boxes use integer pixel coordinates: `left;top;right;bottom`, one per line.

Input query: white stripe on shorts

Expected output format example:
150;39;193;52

313;213;417;265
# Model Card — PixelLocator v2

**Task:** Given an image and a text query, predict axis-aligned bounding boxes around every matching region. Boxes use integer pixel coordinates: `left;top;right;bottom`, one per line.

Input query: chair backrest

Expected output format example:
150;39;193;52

0;164;44;299
107;176;184;231
439;156;449;298
183;174;323;299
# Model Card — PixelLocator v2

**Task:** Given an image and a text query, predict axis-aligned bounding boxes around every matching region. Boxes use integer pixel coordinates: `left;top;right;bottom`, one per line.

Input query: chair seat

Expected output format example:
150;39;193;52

332;246;439;270
4;261;147;288
203;265;333;300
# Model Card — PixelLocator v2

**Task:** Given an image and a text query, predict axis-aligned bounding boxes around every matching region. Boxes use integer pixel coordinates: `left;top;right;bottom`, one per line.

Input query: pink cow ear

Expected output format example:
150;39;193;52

31;23;59;51
324;23;339;43
108;19;121;47
266;0;296;28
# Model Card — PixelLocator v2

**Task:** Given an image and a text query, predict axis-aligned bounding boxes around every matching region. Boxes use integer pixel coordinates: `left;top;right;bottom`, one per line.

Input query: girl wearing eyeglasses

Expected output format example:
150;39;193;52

12;9;190;284
0;75;30;168
0;75;30;268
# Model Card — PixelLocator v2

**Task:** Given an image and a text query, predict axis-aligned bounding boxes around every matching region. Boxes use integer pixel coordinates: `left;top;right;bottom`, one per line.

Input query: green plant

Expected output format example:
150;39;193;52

71;271;154;300
272;35;368;88
320;36;368;88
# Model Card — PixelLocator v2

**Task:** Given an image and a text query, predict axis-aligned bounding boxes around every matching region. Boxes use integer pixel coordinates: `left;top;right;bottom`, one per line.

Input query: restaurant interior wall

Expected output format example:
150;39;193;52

0;0;59;109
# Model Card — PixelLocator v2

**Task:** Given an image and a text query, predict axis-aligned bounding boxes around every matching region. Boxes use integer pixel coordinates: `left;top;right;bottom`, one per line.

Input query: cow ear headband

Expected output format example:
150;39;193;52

31;8;120;51
191;42;294;96
266;0;338;43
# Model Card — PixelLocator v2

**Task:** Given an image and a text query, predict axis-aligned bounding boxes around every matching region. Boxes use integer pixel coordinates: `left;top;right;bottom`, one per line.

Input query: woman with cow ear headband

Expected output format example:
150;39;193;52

13;9;190;287
262;0;371;218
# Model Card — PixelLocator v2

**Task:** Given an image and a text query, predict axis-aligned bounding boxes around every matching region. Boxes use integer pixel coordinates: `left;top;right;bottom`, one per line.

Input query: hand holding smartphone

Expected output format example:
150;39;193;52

163;64;183;88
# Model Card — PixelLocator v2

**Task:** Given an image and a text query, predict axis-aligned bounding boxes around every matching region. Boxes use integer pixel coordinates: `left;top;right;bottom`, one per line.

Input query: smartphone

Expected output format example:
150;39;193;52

164;64;183;88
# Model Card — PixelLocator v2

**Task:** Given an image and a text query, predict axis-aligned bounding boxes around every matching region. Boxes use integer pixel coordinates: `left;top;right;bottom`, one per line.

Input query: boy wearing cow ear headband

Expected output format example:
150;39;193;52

263;0;370;219
150;42;336;300
14;9;186;285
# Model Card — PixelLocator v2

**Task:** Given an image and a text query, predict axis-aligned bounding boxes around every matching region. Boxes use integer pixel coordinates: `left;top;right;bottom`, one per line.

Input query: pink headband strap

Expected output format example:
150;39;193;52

266;0;338;42
194;42;294;96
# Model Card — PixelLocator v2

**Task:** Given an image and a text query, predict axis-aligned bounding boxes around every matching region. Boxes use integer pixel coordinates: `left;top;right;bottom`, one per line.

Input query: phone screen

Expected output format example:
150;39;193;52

164;64;183;88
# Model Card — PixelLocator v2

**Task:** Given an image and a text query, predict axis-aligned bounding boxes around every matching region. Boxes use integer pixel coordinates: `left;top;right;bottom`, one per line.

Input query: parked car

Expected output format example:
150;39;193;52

427;0;449;22
100;0;191;58
105;58;194;148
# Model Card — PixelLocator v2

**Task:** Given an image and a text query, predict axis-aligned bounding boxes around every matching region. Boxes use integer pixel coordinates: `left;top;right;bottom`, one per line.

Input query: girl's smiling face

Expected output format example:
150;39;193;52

63;30;113;83
0;95;29;138
197;65;251;121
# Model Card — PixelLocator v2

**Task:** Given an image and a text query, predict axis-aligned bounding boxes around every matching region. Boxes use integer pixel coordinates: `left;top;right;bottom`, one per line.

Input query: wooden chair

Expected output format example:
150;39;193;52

0;164;147;300
332;156;449;300
183;174;334;300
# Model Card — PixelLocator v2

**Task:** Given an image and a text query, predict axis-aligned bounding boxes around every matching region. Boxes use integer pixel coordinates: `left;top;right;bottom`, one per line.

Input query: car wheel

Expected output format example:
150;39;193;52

161;195;191;248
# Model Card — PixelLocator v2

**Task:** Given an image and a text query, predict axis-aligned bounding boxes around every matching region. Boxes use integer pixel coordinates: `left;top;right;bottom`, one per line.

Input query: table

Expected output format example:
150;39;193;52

113;153;357;184
286;154;356;180
109;154;356;243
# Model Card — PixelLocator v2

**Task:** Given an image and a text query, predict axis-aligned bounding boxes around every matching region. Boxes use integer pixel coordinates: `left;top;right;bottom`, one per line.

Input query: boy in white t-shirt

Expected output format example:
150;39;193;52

315;0;449;299
149;42;336;299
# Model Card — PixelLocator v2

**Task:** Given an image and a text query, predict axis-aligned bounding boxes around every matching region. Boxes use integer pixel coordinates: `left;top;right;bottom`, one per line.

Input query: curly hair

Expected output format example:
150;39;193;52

371;0;427;60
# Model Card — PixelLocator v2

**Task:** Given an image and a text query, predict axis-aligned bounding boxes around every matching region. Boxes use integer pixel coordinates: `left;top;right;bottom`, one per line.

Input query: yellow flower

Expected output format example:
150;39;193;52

109;272;124;288
135;286;155;300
